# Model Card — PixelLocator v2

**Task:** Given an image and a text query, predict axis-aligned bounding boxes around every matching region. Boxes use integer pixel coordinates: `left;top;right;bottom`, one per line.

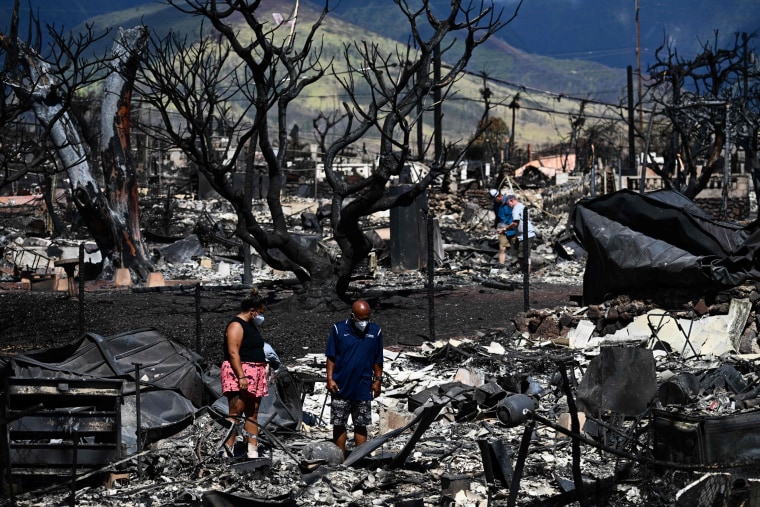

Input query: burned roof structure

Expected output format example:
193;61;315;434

572;189;760;304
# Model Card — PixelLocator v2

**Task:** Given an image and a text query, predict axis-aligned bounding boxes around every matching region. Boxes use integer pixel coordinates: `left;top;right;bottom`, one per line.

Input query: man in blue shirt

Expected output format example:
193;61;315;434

325;299;384;458
490;189;516;265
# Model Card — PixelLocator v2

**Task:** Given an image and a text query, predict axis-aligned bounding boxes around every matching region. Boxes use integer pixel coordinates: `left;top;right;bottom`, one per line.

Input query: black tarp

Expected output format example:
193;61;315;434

571;189;760;304
4;328;302;454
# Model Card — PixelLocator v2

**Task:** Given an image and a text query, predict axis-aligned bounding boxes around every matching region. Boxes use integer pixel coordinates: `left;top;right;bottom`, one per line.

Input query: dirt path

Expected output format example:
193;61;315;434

0;281;581;363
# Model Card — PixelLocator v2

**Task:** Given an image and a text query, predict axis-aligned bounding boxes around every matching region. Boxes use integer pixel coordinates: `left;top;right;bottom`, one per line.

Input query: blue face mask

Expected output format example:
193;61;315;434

254;314;265;326
354;320;368;332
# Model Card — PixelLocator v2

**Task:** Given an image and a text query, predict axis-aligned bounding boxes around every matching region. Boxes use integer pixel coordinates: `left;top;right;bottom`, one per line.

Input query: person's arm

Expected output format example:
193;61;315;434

226;321;248;391
372;328;384;398
326;356;339;394
264;342;280;370
325;324;340;394
371;363;383;398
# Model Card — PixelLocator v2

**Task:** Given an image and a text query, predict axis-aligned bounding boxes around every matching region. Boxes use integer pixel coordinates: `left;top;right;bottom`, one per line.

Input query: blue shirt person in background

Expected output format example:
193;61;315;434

325;299;384;458
490;189;516;266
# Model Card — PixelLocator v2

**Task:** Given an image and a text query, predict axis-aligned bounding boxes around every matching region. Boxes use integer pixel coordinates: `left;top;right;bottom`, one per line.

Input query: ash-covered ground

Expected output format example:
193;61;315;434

0;280;582;362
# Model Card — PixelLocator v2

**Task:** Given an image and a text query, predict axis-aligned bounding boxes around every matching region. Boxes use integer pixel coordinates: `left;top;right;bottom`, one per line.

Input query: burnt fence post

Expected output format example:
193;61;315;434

195;283;202;354
427;210;436;341
522;207;530;312
78;242;85;335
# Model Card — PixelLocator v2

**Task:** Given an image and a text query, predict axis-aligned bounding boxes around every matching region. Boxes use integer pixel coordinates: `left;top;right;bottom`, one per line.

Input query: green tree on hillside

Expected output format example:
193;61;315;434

468;116;509;164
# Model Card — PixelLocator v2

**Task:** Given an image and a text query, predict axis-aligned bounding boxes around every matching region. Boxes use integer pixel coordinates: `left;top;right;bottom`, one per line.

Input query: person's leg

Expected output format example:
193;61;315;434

221;360;245;455
512;238;523;271
333;424;348;455
330;397;350;457
354;425;368;447
224;394;245;450
498;234;508;264
351;400;372;450
242;394;262;458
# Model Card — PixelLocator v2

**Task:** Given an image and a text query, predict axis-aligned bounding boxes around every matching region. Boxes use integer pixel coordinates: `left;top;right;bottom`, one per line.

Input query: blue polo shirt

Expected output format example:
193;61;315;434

493;196;515;237
325;319;384;401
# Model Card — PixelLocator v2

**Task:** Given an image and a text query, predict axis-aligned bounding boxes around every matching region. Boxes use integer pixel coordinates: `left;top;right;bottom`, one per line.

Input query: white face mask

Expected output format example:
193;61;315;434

253;314;265;326
354;320;368;332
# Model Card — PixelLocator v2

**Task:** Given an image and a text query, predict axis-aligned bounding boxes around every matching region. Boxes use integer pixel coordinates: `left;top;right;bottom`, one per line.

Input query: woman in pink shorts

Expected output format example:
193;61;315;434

220;287;270;459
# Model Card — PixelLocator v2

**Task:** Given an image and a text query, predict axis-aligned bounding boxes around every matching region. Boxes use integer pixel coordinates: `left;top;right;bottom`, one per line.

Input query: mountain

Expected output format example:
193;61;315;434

2;0;757;148
6;0;757;70
331;0;760;70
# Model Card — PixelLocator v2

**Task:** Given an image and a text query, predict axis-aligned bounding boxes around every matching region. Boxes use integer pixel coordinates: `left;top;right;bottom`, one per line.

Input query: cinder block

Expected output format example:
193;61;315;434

378;405;417;435
54;275;68;292
114;268;132;287
556;412;587;438
146;272;165;288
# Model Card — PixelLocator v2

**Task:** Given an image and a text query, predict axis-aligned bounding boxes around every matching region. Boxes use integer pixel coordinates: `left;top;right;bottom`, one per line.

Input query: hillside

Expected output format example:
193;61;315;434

1;0;636;153
49;0;617;151
330;0;760;69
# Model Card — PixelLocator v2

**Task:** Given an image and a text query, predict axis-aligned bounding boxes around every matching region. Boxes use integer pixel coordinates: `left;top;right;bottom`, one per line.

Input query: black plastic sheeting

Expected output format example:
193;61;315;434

571;189;760;304
3;328;302;454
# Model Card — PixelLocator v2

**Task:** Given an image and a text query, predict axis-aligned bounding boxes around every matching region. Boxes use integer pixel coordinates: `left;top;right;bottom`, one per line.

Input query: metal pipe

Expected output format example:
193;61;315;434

133;362;143;479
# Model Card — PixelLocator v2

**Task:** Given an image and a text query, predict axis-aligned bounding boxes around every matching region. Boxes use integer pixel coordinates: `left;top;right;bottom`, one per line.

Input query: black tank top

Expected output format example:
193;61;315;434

223;316;266;363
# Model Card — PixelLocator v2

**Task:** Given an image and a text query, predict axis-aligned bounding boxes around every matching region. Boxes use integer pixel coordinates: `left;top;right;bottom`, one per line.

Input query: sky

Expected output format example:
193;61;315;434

495;0;760;69
3;0;760;70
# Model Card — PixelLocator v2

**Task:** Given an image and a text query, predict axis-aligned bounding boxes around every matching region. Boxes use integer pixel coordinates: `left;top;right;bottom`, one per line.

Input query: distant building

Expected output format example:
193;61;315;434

515;153;576;187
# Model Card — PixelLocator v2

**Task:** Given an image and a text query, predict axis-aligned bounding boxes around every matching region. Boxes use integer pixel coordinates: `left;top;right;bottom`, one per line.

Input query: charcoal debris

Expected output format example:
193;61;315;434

5;191;760;505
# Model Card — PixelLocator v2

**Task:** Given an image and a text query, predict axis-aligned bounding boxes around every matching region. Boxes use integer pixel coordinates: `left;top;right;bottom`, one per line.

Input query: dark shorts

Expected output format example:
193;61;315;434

514;238;532;259
330;397;372;427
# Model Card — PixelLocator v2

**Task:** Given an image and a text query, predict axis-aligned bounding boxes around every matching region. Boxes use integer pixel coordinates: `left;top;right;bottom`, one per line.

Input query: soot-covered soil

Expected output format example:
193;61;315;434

0;281;582;365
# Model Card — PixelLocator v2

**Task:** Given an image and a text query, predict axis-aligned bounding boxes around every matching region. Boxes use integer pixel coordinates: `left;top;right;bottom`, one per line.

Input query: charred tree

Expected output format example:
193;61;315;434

644;31;760;200
139;0;515;299
325;0;512;293
99;27;152;278
5;25;153;279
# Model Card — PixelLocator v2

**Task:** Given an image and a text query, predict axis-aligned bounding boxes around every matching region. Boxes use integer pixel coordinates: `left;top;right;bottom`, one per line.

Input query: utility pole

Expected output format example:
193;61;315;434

434;43;442;163
480;72;491;123
508;94;520;162
627;66;636;176
635;0;643;127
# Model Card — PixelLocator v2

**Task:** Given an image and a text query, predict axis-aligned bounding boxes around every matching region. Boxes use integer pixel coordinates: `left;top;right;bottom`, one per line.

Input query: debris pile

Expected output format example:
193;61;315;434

1;189;583;291
5;188;760;505
6;298;760;507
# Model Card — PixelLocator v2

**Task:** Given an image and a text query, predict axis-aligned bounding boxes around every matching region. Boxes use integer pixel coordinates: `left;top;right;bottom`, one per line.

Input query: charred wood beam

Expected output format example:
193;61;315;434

389;402;446;469
558;361;588;506
507;418;535;507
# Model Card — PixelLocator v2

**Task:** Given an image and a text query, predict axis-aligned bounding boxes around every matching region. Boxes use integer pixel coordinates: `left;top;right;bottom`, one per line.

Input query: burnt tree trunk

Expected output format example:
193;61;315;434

99;27;151;278
21;27;152;280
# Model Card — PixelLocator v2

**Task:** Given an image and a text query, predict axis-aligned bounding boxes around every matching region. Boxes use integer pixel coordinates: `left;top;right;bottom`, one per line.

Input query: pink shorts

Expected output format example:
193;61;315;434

221;361;269;397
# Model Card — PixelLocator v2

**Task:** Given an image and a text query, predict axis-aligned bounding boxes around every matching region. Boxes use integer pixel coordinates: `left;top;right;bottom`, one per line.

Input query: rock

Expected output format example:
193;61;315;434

301;440;344;466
